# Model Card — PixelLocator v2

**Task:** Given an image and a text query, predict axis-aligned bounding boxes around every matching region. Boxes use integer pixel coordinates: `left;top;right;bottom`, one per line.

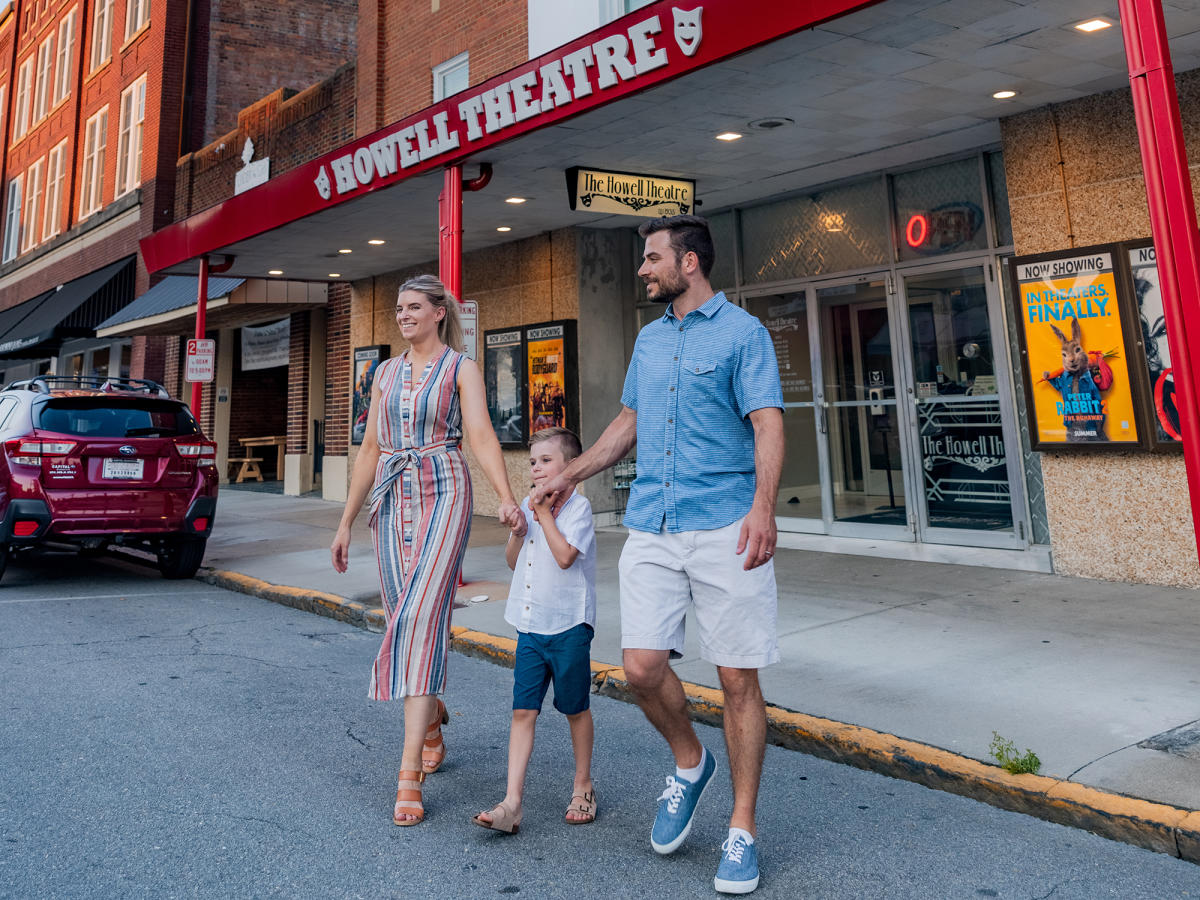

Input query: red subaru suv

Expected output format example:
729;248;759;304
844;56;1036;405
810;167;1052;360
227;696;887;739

0;376;218;580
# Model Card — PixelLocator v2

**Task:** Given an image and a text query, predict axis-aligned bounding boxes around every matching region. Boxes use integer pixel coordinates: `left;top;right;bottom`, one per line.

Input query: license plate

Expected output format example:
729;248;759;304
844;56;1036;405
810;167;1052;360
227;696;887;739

102;458;144;480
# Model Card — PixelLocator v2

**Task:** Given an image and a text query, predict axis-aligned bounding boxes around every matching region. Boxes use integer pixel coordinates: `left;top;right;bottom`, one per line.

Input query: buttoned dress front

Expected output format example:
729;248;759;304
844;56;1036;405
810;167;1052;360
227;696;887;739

367;347;472;700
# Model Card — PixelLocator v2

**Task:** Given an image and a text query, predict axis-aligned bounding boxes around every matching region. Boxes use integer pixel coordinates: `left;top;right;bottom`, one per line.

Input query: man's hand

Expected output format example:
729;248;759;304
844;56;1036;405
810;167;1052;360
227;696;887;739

736;502;776;570
531;471;575;512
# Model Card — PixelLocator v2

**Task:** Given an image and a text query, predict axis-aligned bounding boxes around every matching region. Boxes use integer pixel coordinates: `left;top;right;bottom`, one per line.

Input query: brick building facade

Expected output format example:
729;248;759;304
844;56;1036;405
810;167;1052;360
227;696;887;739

0;0;355;387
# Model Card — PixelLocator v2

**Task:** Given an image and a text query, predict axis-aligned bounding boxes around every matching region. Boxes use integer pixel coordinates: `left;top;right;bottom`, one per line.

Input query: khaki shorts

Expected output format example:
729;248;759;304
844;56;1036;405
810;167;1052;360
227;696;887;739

618;516;779;669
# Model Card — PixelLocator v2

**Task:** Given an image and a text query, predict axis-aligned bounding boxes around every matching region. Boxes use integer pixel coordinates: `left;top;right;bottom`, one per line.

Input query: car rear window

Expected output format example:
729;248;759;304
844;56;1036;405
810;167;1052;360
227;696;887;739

35;398;201;438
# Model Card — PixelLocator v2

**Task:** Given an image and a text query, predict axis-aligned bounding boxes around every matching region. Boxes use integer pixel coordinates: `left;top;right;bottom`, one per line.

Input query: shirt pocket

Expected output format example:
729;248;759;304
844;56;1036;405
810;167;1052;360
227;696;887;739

683;360;718;377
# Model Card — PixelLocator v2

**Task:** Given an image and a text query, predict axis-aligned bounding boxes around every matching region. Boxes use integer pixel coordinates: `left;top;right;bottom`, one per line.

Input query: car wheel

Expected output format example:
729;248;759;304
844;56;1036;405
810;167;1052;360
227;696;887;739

156;536;206;579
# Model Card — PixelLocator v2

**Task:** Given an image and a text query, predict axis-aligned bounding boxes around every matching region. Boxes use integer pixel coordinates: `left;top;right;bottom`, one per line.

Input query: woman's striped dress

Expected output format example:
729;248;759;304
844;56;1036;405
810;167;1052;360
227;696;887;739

367;346;472;700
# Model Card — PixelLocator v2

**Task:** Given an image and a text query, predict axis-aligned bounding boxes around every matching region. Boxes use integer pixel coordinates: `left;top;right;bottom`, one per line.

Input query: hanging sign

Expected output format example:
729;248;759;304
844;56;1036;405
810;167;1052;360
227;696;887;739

565;167;694;217
241;317;291;371
1008;246;1146;451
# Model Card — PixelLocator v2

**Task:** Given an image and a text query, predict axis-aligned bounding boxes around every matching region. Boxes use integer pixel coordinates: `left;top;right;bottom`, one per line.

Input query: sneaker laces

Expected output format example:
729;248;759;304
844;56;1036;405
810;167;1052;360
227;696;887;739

721;834;748;864
657;775;687;813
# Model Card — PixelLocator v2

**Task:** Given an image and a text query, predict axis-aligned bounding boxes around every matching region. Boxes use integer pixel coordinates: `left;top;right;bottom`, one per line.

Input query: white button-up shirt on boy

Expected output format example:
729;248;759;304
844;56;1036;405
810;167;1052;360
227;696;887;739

505;492;597;635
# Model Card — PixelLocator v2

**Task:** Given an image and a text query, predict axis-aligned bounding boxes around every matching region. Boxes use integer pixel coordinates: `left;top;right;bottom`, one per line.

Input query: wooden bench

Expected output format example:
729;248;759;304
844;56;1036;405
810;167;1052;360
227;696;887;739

228;456;264;484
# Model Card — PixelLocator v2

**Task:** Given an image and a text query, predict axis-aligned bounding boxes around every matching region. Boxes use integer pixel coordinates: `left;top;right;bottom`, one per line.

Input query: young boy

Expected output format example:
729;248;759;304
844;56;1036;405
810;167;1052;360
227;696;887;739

471;427;598;834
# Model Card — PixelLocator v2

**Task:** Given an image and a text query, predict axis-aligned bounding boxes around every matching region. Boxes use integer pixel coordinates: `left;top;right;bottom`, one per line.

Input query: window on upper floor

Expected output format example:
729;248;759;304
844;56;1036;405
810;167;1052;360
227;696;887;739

43;139;68;241
21;157;43;253
3;175;22;263
80;106;107;217
54;9;76;105
33;34;54;123
13;57;32;140
115;77;145;198
90;0;113;72
432;52;469;102
125;0;149;41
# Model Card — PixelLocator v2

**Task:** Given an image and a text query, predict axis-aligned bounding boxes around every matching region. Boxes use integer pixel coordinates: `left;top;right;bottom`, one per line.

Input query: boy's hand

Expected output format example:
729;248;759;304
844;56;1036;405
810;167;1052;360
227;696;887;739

510;510;528;537
529;486;555;523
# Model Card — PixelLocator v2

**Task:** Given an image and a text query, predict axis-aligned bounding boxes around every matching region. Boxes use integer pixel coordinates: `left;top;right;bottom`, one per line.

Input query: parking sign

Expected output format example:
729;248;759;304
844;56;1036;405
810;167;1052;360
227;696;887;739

186;339;216;382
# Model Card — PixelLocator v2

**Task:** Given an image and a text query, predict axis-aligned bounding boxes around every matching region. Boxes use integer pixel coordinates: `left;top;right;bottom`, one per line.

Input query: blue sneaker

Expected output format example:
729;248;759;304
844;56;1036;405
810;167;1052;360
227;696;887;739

714;832;760;894
650;748;717;855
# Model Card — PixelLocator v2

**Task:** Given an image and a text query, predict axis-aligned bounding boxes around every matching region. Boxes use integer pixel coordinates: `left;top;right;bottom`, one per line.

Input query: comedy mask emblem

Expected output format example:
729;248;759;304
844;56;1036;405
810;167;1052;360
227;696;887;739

672;7;702;57
314;166;332;201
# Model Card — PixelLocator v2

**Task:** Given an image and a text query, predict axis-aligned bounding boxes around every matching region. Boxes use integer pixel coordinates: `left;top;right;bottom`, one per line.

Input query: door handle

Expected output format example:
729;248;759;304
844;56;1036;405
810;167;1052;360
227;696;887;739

818;401;828;434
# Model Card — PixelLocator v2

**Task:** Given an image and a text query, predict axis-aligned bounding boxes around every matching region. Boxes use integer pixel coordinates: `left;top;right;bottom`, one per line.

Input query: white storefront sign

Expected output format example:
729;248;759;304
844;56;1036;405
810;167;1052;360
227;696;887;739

241;317;291;370
185;339;216;383
459;300;478;360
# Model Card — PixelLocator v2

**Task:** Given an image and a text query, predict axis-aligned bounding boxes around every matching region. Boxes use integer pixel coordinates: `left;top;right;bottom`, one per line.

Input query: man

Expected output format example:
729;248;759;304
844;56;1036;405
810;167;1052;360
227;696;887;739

537;215;783;894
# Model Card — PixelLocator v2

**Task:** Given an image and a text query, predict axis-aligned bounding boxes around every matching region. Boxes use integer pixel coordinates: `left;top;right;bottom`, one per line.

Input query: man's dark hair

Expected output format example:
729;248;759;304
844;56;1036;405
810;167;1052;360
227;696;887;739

638;214;715;278
530;426;582;460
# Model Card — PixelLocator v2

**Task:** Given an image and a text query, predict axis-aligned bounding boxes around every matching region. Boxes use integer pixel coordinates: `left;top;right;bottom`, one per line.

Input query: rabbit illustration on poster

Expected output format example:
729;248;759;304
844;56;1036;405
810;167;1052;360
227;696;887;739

1040;316;1116;442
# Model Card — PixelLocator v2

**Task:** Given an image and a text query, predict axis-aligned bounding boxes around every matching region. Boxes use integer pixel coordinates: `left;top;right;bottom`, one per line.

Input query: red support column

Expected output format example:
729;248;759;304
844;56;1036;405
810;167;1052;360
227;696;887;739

191;256;210;416
1121;0;1200;562
439;165;464;299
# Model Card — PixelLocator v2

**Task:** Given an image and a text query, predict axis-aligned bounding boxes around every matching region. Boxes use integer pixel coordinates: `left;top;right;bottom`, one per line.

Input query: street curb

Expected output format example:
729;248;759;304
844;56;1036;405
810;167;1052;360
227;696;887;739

203;567;1200;865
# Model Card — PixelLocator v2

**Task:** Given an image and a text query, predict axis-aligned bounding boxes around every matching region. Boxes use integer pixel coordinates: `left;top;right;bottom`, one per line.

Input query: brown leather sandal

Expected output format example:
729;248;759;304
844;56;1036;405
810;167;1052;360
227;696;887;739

472;800;522;834
392;770;426;826
564;788;597;824
422;698;449;775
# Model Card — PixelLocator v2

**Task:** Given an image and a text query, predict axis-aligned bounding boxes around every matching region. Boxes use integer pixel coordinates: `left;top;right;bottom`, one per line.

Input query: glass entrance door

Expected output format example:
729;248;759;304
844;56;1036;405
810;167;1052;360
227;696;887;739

817;278;912;537
900;266;1024;545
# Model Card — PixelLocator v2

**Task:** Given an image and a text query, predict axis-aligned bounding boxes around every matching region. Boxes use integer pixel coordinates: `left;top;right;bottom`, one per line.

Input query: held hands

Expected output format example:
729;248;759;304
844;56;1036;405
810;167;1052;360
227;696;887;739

498;500;523;532
330;524;352;574
530;471;573;513
529;486;557;525
736;502;777;571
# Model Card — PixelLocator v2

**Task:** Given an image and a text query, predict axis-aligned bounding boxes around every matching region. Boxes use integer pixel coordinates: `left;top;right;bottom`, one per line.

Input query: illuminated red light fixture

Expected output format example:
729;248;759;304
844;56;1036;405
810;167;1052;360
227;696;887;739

905;214;928;248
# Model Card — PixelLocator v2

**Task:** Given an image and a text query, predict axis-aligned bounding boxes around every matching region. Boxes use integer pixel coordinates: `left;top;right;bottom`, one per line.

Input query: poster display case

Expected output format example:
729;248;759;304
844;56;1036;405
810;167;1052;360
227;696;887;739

1008;245;1151;451
351;345;388;445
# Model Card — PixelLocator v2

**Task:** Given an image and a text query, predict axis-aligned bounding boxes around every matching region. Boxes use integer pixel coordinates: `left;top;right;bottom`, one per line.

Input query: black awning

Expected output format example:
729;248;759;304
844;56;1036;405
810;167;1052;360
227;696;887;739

0;257;135;357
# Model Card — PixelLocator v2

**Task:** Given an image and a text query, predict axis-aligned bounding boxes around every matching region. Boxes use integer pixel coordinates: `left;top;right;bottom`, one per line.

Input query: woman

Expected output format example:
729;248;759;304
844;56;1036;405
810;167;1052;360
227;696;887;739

331;274;522;826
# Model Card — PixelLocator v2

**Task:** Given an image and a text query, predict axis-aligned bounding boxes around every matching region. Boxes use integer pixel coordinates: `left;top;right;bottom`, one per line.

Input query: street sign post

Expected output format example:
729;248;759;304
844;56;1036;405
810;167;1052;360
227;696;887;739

185;338;216;383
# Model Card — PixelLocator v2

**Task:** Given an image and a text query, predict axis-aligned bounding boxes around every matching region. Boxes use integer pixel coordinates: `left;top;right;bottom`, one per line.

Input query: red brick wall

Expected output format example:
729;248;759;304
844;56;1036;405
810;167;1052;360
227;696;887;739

129;334;167;385
358;0;527;136
324;283;351;456
175;63;356;218
287;310;310;454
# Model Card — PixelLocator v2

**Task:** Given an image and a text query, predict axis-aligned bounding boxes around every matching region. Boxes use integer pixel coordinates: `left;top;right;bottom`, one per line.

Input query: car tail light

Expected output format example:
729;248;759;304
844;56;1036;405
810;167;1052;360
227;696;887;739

192;517;209;532
4;438;78;466
13;521;39;537
176;440;217;467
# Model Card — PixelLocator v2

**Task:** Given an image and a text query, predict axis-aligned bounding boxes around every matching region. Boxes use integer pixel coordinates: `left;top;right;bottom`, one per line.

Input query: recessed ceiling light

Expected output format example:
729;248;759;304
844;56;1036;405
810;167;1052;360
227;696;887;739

505;197;527;204
715;132;743;142
268;269;283;275
1074;18;1113;33
367;239;385;245
329;273;341;278
338;248;352;254
992;90;1018;100
496;226;512;232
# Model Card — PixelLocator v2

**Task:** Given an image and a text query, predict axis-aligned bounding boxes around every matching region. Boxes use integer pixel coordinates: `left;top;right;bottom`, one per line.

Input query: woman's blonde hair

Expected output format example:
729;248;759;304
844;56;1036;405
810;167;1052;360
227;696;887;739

397;274;465;352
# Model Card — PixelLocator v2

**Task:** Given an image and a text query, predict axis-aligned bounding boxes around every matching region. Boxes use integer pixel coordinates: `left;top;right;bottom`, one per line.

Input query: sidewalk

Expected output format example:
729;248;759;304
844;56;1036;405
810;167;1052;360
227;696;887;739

202;485;1200;862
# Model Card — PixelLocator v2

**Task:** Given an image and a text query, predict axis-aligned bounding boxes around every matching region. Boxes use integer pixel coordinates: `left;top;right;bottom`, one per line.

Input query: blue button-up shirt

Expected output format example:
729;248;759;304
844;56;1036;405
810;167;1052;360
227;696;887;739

621;292;783;533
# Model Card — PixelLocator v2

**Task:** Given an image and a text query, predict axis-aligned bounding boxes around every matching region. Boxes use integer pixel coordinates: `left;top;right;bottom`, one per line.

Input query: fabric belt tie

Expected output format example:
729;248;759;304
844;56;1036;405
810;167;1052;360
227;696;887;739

369;440;458;520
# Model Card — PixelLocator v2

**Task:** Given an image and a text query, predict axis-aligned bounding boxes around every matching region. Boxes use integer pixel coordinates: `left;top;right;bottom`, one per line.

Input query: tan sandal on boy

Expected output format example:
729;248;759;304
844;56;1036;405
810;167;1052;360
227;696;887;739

422;698;449;775
392;770;426;826
472;801;522;834
564;788;597;824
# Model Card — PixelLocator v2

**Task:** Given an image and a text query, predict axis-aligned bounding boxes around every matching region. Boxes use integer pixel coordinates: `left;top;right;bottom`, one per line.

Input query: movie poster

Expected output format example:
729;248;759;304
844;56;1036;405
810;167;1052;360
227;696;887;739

351;345;388;445
484;329;525;447
1127;244;1181;447
1010;249;1142;450
527;323;568;435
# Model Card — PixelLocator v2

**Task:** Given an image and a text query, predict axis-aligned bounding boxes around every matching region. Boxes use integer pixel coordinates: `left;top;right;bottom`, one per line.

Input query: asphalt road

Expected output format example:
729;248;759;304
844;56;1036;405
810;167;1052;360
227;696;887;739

1;552;1198;899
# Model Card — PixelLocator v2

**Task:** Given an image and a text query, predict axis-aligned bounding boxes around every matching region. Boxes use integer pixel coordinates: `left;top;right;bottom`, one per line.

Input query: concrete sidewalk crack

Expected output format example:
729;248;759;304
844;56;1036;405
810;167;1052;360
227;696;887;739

781;596;941;634
1066;740;1142;781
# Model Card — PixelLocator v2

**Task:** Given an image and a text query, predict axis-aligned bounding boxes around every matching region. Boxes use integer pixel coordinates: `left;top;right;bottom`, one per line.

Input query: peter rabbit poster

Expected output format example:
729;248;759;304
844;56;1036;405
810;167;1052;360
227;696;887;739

1010;247;1144;450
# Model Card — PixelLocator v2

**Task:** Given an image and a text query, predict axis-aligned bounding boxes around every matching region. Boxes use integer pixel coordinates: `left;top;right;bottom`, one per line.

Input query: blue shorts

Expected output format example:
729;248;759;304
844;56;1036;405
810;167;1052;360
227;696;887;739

512;623;594;715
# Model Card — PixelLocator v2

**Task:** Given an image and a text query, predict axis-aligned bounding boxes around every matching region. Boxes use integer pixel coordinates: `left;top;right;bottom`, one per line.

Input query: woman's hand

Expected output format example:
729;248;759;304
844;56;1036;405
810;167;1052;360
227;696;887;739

498;500;523;532
331;524;352;573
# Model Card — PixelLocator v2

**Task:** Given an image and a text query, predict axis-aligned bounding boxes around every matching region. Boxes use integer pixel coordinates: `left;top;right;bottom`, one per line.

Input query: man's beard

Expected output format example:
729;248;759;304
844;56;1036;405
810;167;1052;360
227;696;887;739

644;268;688;304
